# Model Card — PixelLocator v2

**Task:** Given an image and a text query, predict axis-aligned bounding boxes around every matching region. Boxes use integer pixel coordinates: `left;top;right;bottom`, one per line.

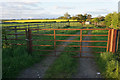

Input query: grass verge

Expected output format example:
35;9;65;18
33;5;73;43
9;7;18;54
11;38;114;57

91;29;119;79
44;45;79;78
2;23;83;78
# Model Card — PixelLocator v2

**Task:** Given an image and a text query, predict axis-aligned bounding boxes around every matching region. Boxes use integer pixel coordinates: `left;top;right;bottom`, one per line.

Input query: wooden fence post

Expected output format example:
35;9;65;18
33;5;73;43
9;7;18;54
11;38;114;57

28;28;32;55
15;26;17;39
116;30;120;52
37;24;39;33
5;34;8;46
109;29;117;53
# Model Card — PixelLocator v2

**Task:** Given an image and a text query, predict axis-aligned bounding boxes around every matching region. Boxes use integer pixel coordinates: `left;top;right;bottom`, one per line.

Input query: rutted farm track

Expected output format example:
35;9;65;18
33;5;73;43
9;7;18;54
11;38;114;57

72;31;101;78
17;30;101;78
17;32;80;78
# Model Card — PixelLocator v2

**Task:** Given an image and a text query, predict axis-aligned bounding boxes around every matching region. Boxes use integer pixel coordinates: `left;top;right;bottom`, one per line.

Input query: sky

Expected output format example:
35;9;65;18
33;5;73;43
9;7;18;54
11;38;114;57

0;0;120;19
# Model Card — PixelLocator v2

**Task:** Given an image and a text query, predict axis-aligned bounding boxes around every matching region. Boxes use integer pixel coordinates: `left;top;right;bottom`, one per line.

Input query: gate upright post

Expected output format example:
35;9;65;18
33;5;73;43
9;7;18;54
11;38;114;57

15;26;17;39
80;30;82;57
54;30;56;56
28;28;32;55
107;29;111;52
37;24;39;33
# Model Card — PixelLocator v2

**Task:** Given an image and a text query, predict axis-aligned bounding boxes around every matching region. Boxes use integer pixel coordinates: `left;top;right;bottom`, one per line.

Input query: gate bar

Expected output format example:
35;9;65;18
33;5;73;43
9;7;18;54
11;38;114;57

80;30;82;57
107;29;111;51
54;30;56;56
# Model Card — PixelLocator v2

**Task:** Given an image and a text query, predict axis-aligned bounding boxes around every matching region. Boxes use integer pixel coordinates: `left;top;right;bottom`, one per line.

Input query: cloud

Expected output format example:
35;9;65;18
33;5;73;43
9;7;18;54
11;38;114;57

87;9;112;15
1;0;119;2
53;6;74;10
0;0;119;19
0;2;43;10
0;12;60;19
0;2;44;18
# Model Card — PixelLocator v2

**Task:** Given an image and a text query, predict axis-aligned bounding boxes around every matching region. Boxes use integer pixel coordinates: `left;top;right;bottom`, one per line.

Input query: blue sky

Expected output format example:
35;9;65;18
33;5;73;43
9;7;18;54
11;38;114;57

0;0;119;19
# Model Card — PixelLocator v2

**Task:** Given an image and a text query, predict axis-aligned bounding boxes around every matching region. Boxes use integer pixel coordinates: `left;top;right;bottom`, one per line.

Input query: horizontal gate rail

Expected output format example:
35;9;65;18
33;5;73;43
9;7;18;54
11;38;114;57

32;45;107;48
4;26;118;57
30;28;110;58
32;39;108;42
31;28;110;30
32;34;108;37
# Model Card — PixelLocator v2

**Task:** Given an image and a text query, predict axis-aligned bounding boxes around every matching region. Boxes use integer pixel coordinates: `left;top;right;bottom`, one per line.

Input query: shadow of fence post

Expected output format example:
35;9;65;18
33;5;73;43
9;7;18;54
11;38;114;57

116;30;120;52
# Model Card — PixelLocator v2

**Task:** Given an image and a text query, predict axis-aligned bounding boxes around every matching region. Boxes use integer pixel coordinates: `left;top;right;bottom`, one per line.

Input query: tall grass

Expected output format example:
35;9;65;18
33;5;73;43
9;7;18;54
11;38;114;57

2;22;83;78
2;46;46;78
44;45;79;78
95;52;119;79
91;29;119;79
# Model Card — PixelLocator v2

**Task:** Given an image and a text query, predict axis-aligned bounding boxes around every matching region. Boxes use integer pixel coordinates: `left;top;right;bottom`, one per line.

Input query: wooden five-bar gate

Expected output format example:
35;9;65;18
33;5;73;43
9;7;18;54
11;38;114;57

4;28;119;58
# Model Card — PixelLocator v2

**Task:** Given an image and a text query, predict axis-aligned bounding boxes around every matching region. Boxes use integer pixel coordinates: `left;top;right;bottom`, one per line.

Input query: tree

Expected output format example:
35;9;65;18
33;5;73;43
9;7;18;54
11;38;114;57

87;14;92;20
93;17;100;26
76;14;84;20
83;14;87;20
98;16;105;21
64;12;71;19
105;13;112;27
58;16;65;19
118;12;120;27
71;16;79;20
111;12;118;28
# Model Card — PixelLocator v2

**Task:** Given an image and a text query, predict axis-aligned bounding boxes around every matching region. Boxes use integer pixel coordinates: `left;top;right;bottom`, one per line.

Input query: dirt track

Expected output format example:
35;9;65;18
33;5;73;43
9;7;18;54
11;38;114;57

17;30;101;78
17;32;80;78
72;31;101;78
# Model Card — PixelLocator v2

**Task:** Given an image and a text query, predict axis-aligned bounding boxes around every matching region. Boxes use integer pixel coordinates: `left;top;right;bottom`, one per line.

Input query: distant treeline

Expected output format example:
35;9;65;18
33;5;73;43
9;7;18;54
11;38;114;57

2;12;120;29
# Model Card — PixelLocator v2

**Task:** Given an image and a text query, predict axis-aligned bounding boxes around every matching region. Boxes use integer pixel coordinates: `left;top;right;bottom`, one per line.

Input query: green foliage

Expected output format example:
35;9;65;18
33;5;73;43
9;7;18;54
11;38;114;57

93;17;100;23
2;22;83;78
118;12;120;27
105;12;120;29
64;12;71;19
98;52;119;79
2;46;45;78
91;30;119;79
105;60;118;78
105;13;112;27
111;12;118;29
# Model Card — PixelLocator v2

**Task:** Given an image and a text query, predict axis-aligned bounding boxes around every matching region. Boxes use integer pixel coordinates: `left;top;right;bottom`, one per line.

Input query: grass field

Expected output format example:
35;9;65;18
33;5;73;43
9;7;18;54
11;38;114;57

3;19;80;23
2;22;119;78
2;22;85;78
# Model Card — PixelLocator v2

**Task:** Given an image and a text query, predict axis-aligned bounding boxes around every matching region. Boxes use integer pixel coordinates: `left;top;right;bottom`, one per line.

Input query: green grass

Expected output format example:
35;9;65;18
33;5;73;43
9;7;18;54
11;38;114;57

2;22;83;78
43;30;89;78
2;46;46;78
91;29;119;79
44;44;79;78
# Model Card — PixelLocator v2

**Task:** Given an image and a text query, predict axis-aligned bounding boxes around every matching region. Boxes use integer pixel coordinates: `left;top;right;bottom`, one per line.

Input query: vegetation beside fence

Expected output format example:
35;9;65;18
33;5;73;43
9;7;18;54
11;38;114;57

2;21;120;78
2;46;46;78
91;29;120;79
2;22;83;78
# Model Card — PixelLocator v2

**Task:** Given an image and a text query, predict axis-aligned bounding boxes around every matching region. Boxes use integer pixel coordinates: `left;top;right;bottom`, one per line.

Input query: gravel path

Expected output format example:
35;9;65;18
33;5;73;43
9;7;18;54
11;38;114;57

72;31;101;78
17;32;80;78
